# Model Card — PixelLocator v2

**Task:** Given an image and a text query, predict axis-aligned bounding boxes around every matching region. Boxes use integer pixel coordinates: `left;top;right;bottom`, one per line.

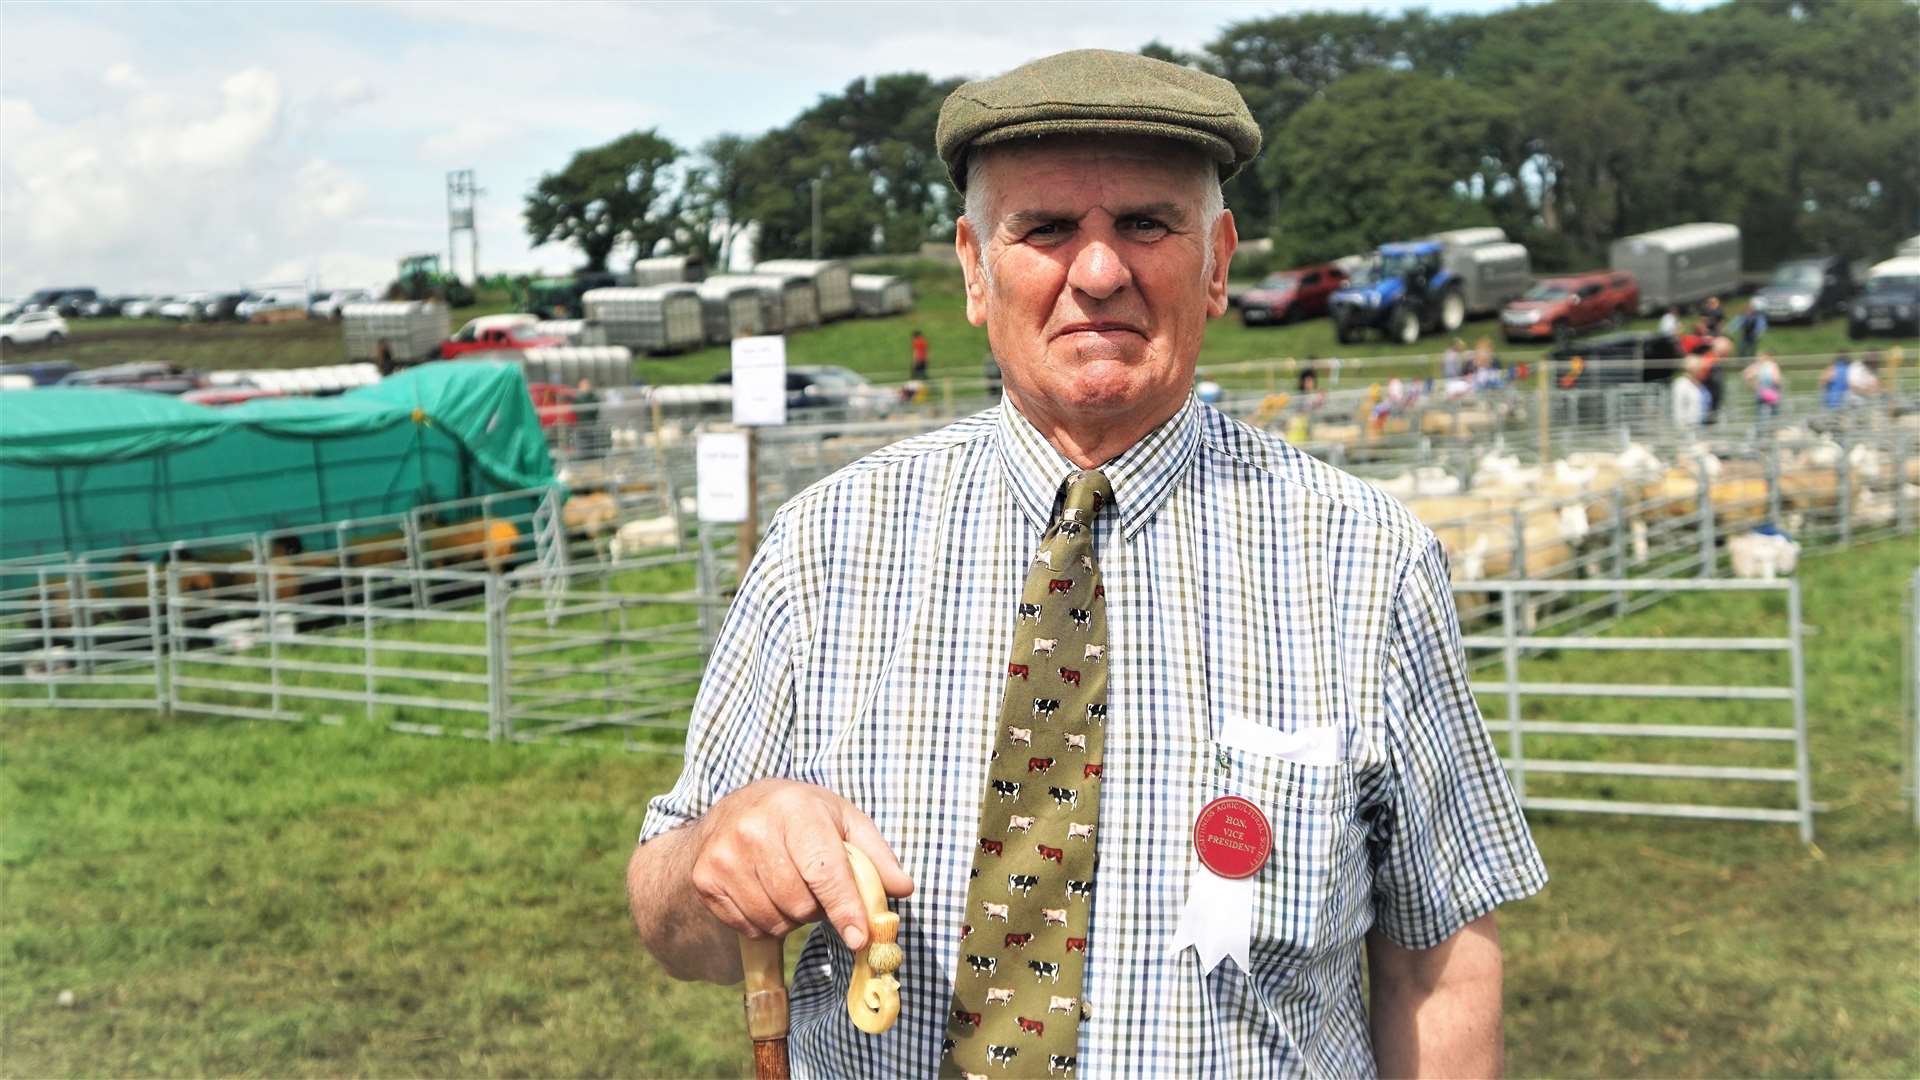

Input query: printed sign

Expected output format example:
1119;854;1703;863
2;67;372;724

731;335;787;427
696;430;752;523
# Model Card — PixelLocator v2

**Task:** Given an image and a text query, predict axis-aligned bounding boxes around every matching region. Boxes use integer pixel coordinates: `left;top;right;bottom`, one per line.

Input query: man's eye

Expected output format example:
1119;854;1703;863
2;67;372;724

1123;217;1169;237
1026;223;1065;239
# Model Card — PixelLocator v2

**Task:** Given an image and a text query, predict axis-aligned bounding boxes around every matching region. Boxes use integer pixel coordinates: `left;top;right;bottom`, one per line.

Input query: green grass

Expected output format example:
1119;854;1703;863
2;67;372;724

28;266;1915;390
1;550;1915;1076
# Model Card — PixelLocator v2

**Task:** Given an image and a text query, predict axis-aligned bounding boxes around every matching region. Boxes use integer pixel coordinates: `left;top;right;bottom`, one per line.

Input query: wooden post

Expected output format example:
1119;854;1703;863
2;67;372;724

1537;352;1551;468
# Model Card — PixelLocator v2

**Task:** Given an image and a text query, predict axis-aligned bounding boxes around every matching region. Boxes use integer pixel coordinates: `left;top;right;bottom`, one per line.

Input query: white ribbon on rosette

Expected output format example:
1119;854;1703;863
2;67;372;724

1169;720;1344;976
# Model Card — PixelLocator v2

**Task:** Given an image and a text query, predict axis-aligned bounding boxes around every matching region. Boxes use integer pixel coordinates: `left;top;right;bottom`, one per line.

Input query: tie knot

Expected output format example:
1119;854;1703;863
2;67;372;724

1059;470;1113;525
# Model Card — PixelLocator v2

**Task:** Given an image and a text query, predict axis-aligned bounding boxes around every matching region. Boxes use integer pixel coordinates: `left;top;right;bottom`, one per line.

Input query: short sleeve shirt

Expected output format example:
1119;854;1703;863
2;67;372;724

639;398;1547;1078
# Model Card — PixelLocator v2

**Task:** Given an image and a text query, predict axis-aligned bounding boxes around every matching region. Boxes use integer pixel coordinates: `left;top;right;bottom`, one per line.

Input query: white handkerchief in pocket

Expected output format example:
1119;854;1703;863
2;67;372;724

1215;716;1343;766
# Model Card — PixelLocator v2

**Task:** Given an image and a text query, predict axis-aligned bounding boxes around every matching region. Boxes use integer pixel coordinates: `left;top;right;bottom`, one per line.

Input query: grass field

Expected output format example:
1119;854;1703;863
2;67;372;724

2;538;1914;1077
21;261;1915;392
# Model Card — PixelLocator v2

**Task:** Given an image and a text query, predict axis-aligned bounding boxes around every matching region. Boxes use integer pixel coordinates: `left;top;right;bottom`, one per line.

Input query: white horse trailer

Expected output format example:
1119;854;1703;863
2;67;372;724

581;286;705;354
518;346;634;389
694;280;764;345
1611;223;1743;316
753;259;853;321
1447;241;1533;316
341;302;449;363
631;255;705;286
703;274;819;333
850;274;914;317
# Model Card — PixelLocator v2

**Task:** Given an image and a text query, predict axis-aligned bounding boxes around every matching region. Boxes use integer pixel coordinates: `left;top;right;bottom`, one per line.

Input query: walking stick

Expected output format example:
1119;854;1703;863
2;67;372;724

739;841;902;1080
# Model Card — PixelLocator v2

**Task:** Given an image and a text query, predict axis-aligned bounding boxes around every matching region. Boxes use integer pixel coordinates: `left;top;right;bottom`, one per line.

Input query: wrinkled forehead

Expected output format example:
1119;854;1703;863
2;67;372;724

971;134;1213;223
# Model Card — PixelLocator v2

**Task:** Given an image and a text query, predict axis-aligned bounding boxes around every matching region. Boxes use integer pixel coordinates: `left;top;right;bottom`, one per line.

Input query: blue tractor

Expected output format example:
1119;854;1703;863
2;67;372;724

1327;241;1468;346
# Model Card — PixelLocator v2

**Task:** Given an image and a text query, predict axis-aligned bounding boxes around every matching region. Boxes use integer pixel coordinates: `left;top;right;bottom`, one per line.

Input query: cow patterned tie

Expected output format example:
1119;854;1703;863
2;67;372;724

944;470;1111;1078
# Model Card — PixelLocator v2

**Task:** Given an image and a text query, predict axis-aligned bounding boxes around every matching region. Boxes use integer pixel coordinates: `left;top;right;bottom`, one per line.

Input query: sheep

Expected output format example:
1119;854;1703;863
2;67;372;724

609;516;680;562
1727;532;1799;580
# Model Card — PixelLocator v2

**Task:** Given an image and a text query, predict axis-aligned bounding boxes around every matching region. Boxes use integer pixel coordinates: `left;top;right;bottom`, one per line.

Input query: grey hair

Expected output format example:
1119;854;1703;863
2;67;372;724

962;147;1226;286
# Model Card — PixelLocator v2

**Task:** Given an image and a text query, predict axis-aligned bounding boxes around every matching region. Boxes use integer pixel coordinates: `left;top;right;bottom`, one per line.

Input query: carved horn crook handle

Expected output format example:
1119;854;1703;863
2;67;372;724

842;841;903;1034
739;843;902;1080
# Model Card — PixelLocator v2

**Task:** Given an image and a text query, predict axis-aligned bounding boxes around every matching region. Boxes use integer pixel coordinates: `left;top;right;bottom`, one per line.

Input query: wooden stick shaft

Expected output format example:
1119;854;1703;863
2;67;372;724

739;933;790;1080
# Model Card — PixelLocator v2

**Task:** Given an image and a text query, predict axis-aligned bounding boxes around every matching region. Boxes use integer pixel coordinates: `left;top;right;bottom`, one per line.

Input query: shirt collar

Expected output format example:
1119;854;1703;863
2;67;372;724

996;394;1202;539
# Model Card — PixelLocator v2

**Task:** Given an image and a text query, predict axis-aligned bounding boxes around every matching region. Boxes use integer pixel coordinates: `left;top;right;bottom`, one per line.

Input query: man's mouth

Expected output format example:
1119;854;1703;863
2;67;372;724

1053;321;1143;340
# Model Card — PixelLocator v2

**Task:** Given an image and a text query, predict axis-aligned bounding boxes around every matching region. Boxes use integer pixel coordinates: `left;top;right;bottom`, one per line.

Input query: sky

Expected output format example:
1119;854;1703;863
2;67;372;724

0;0;1710;298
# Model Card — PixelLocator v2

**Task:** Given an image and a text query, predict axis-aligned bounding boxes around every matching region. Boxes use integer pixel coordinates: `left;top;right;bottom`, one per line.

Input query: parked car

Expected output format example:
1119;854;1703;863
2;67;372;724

1501;271;1639;344
1848;256;1920;340
201;292;249;321
309;288;375;320
0;297;16;320
708;364;895;420
59;361;203;394
160;293;216;320
235;288;309;321
1753;256;1854;325
80;295;129;318
1547;331;1687;390
121;296;162;318
0;360;77;385
51;288;99;318
0;309;70;350
1238;264;1348;326
437;314;567;359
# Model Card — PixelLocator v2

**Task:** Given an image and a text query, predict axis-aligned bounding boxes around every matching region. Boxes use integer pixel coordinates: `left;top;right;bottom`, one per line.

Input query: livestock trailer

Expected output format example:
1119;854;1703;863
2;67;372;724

694;280;765;345
702;274;819;334
850;274;915;317
631;255;705;287
1610;223;1742;316
753;259;853;321
1443;241;1532;316
581;286;705;354
341;301;450;363
518;346;635;389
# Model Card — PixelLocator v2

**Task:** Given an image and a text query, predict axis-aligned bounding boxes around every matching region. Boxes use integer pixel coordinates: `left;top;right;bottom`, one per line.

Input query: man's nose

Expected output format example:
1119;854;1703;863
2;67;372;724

1067;235;1131;301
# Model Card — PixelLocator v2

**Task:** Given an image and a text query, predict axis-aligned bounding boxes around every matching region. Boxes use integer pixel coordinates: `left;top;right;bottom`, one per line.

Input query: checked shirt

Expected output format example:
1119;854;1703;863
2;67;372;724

640;397;1547;1078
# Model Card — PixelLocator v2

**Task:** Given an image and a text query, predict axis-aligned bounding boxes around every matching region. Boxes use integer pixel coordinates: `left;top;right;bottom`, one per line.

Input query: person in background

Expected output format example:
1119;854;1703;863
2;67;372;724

1701;295;1725;336
375;340;395;378
1735;300;1767;358
1742;349;1784;421
1848;351;1882;404
1441;337;1466;380
1297;357;1319;392
1672;353;1709;431
909;328;929;381
1659;305;1681;339
1820;351;1853;410
1701;337;1732;423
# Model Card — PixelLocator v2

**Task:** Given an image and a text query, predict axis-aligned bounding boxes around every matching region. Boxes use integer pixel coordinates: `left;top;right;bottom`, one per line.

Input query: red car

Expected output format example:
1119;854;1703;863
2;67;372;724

437;314;567;359
1237;263;1348;326
1502;271;1639;343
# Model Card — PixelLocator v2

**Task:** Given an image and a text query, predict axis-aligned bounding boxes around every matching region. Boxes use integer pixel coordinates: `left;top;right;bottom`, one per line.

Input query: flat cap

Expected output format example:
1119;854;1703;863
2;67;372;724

937;49;1261;191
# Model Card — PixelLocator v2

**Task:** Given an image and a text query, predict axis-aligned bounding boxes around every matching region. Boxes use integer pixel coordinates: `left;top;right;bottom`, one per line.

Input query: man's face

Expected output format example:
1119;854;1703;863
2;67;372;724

957;137;1234;438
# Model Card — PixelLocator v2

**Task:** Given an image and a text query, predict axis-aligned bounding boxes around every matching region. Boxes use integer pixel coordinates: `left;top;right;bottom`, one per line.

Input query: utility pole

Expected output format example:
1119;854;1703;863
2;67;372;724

447;169;482;283
810;178;822;260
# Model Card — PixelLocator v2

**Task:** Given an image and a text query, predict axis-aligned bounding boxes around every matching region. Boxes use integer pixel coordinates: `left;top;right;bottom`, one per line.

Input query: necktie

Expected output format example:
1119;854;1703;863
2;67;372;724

945;470;1112;1077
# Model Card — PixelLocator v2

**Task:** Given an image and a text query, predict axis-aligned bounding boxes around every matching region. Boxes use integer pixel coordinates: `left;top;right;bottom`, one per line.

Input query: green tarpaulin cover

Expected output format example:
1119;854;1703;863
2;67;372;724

0;363;556;559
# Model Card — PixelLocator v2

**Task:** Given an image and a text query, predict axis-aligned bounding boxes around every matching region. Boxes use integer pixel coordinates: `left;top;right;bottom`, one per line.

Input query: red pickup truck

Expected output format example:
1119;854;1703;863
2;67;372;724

1501;271;1639;343
437;315;567;359
1237;263;1348;326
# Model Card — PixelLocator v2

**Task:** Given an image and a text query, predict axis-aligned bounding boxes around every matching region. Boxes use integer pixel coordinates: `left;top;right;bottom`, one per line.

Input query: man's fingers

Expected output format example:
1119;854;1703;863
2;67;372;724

841;806;916;899
787;833;870;951
753;853;822;930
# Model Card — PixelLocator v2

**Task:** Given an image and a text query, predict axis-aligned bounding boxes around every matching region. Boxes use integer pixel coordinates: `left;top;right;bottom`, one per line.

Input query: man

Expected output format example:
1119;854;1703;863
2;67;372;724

911;328;931;381
1672;352;1710;431
628;49;1545;1078
1735;300;1767;358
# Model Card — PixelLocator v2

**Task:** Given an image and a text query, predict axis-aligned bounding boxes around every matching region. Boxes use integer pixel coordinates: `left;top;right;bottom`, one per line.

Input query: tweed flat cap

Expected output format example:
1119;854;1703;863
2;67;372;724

937;49;1261;191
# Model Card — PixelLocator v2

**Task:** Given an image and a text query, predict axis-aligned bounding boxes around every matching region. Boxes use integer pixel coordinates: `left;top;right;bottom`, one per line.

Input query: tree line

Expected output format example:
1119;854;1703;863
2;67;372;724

524;0;1917;276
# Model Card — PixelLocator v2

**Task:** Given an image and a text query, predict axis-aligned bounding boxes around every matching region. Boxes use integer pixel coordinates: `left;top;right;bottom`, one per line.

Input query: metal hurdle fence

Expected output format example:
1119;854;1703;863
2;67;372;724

1461;577;1814;841
1906;567;1920;828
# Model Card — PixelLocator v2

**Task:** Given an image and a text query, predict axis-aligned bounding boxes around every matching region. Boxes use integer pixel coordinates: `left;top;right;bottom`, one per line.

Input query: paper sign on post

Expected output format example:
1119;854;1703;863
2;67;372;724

731;335;787;427
696;431;752;524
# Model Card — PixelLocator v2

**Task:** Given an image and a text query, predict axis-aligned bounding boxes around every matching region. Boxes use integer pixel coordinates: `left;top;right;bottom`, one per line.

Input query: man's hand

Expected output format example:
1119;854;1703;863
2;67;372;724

689;779;915;949
628;779;914;984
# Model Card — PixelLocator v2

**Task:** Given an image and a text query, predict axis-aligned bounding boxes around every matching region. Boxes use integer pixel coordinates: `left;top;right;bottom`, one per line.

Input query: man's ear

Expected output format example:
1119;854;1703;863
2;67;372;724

956;217;989;327
1206;210;1238;319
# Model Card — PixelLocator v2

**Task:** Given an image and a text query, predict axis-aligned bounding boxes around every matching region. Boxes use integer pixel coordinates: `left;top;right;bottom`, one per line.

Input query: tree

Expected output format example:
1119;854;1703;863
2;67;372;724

1264;69;1517;265
524;130;684;272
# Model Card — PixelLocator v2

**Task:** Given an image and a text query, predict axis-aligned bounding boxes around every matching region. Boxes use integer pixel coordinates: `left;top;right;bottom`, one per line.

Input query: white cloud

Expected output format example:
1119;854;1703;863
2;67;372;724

421;120;517;162
294;158;368;221
103;62;144;90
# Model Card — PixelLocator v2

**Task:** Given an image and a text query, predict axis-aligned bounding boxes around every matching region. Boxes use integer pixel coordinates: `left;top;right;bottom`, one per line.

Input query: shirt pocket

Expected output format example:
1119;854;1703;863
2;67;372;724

1205;721;1364;978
